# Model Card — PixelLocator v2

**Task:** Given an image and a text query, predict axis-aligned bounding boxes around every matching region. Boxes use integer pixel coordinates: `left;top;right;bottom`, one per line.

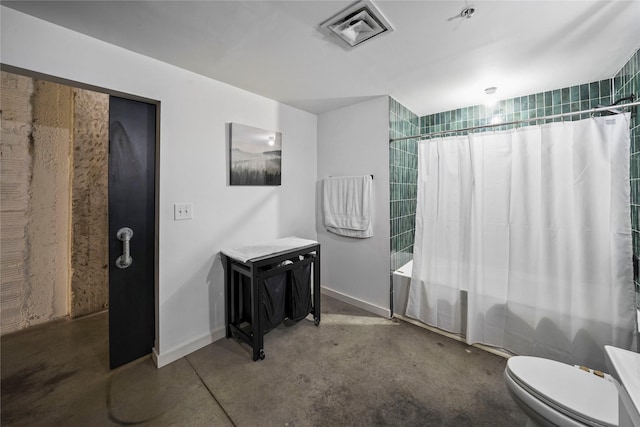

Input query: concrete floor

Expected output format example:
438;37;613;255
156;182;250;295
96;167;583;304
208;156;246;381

1;295;527;426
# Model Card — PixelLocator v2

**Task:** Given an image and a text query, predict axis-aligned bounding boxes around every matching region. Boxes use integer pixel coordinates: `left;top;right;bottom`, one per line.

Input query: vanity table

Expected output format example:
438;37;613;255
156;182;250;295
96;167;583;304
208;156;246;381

221;237;320;361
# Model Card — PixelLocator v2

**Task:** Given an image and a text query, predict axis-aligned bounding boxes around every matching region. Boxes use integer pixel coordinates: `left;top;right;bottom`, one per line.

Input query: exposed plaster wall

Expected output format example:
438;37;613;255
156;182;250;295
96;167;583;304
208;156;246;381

1;74;71;334
26;79;72;326
0;72;115;334
70;89;109;318
1;72;34;334
1;71;109;334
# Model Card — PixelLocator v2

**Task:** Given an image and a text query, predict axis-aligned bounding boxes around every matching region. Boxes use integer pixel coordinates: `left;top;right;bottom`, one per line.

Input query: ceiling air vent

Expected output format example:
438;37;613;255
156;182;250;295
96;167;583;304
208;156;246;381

319;0;394;49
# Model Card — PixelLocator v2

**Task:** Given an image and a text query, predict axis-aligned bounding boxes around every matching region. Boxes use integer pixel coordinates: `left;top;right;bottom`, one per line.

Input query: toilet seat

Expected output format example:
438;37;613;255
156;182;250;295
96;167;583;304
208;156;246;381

506;356;618;427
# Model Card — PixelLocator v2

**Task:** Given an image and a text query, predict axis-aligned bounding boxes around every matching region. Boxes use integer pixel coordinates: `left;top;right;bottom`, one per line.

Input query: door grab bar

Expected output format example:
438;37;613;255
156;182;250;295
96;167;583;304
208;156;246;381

116;227;134;269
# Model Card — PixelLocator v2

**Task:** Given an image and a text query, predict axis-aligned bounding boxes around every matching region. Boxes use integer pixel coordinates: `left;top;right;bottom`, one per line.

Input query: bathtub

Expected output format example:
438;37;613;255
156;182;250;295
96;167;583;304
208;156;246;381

392;259;515;359
392;260;413;317
393;259;468;336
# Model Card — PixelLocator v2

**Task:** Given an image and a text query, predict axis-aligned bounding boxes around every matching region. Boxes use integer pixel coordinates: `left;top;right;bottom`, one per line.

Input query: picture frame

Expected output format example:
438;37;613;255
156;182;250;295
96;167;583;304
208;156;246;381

229;123;282;186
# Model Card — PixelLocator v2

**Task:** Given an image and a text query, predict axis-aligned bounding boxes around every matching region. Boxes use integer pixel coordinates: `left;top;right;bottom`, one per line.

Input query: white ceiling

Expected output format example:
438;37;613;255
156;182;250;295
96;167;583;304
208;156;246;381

3;0;640;116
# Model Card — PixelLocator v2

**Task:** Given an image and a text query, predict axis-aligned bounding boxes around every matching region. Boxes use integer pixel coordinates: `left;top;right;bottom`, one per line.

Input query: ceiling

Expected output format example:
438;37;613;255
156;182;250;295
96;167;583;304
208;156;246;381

3;1;640;116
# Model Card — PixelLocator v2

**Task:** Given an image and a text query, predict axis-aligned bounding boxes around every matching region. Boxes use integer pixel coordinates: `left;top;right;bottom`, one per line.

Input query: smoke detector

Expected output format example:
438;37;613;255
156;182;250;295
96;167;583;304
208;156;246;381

319;0;394;49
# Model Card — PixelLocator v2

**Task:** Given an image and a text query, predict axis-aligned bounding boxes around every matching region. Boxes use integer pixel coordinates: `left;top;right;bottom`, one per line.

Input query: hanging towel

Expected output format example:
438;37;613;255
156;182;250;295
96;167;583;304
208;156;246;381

323;175;373;238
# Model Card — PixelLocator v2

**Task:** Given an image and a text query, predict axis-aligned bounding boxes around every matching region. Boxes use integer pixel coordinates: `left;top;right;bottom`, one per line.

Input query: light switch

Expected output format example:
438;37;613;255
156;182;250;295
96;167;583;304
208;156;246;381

174;203;193;220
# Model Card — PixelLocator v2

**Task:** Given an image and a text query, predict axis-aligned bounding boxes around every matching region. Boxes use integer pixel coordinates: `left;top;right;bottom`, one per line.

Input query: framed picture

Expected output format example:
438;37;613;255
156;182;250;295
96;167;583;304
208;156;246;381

229;123;282;186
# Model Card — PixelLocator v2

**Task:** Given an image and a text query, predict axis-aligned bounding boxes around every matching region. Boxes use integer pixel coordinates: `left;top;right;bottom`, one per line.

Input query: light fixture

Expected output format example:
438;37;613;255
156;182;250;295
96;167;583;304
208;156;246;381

267;135;275;146
491;115;504;125
484;86;498;107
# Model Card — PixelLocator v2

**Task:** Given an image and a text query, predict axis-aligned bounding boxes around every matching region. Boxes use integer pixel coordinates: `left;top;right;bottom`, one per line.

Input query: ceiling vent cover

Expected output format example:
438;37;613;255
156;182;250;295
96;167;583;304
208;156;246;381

320;0;394;49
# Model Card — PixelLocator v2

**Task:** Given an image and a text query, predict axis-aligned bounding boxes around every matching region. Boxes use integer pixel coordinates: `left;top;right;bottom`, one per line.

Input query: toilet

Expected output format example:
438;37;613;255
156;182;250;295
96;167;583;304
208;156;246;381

504;356;620;426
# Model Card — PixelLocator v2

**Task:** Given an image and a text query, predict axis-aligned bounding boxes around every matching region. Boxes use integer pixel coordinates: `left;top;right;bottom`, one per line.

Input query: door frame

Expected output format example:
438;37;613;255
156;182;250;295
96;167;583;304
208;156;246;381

2;64;161;366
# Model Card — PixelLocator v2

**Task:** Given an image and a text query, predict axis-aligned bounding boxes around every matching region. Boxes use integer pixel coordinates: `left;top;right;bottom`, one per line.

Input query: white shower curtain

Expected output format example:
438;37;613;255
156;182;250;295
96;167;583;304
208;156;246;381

405;114;636;370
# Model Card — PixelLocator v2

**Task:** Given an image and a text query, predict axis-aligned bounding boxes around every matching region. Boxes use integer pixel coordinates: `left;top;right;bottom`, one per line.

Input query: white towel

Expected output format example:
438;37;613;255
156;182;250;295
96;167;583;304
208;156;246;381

323;176;373;238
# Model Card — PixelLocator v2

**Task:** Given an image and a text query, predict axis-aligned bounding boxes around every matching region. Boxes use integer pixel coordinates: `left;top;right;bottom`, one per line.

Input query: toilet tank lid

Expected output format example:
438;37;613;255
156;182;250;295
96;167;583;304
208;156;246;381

507;356;618;427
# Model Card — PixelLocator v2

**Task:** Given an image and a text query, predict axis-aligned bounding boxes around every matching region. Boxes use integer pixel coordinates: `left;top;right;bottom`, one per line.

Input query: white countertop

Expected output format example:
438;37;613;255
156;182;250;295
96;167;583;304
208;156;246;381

604;345;640;426
221;236;318;263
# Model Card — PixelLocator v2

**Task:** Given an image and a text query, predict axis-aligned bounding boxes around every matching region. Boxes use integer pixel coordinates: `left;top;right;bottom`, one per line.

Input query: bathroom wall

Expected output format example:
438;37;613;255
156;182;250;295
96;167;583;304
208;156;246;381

616;47;640;309
1;6;318;366
317;96;391;317
389;98;419;272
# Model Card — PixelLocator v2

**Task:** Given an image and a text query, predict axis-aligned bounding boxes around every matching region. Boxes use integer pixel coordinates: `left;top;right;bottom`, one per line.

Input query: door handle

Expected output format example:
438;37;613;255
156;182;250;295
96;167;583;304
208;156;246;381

116;227;134;269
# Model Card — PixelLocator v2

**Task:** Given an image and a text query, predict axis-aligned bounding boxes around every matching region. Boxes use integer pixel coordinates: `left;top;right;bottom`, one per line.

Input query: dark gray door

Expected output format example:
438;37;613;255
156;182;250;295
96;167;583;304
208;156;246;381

108;96;156;369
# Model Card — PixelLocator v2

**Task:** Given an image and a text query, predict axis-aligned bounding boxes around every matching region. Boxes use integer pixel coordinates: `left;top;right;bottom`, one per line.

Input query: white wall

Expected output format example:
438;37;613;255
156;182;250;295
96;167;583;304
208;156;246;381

317;96;391;317
1;7;318;367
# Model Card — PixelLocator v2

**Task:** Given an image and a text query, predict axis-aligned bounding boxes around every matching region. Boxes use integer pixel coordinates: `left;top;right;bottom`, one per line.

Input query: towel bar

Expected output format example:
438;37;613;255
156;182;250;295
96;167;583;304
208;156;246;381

327;175;373;180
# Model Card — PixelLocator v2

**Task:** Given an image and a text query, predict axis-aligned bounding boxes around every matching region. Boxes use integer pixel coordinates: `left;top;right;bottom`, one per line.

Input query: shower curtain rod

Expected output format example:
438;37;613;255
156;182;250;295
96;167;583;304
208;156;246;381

389;100;640;142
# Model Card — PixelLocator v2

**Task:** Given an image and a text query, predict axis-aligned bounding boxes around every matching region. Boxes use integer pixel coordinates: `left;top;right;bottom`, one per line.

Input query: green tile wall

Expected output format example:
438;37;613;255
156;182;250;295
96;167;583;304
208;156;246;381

615;47;640;309
420;79;613;135
389;97;419;271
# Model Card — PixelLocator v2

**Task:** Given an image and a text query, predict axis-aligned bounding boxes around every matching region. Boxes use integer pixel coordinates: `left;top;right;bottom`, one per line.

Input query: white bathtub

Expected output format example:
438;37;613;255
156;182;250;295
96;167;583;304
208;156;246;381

392;259;515;359
393;259;469;335
392;260;413;317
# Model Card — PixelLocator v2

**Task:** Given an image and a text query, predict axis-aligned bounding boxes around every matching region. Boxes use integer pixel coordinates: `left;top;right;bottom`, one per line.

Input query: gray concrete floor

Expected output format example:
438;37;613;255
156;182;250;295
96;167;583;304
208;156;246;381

1;295;527;426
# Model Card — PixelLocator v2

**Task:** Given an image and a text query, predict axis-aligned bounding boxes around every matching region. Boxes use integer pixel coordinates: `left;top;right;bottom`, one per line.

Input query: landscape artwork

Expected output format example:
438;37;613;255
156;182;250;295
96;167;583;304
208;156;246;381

229;123;282;186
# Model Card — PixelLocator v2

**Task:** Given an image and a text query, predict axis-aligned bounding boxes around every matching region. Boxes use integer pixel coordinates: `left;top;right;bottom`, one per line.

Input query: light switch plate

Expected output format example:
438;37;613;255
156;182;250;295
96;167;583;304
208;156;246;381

174;203;193;220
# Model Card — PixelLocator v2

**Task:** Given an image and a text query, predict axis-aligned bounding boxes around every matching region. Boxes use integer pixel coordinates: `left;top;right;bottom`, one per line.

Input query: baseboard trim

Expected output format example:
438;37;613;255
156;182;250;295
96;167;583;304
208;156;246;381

321;285;391;319
152;287;393;368
152;327;227;368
